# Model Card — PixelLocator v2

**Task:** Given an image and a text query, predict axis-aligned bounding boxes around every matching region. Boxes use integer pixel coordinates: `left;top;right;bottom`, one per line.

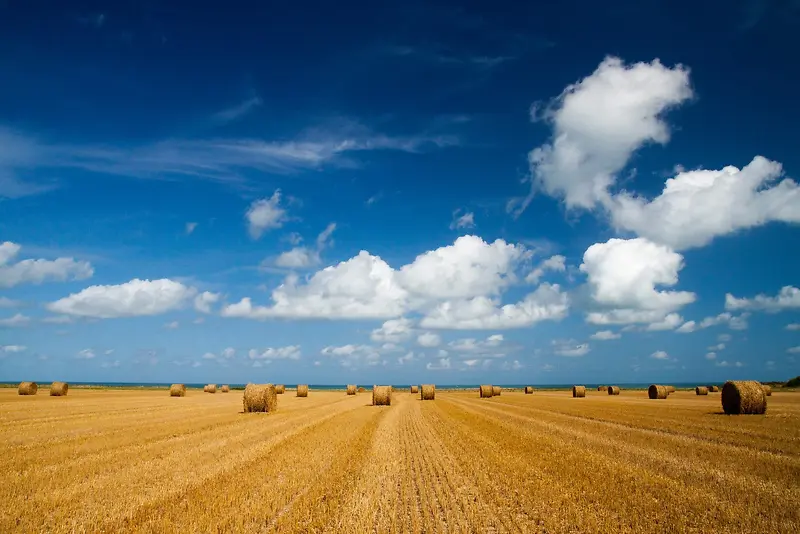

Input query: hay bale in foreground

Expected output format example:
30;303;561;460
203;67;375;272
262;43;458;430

709;385;719;392
276;385;286;394
492;386;502;396
572;385;586;398
722;381;767;414
204;384;217;394
696;386;709;396
666;385;676;394
169;384;186;397
373;385;391;406
524;386;534;394
346;384;357;395
607;386;620;396
357;386;366;393
648;384;668;399
410;385;419;394
420;384;435;400
480;385;493;398
296;384;309;397
762;385;772;396
50;382;69;396
243;383;278;413
221;385;230;393
18;382;38;395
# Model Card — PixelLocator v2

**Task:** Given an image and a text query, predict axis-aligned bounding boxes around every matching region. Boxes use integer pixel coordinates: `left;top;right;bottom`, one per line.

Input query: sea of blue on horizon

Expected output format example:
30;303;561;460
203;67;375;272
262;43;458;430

0;382;730;389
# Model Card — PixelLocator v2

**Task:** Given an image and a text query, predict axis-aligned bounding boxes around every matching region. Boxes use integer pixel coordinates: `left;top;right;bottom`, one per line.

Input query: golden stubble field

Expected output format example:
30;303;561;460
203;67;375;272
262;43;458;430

1;387;799;533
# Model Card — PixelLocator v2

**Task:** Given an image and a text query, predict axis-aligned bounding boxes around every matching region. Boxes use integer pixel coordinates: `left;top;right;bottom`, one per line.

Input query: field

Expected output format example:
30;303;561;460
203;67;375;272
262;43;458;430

1;388;799;533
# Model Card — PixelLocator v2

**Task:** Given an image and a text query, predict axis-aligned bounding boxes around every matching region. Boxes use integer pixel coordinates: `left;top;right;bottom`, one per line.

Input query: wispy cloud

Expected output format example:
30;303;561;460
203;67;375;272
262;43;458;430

212;96;263;124
384;45;514;69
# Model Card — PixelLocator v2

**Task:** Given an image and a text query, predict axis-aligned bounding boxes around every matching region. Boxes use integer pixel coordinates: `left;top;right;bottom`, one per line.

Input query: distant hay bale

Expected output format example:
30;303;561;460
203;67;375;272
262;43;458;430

50;382;69;396
221;385;230;393
346;384;357;395
372;385;391;406
722;381;767;415
666;385;676;394
357;386;366;393
243;383;277;413
648;384;668;399
709;385;719;392
18;382;38;395
420;384;435;400
410;385;419;394
492;386;502;396
607;386;620;396
296;384;309;397
597;385;606;392
169;384;186;397
762;385;772;396
524;386;534;394
572;385;586;398
276;385;286;394
479;385;493;398
696;386;709;396
204;384;217;394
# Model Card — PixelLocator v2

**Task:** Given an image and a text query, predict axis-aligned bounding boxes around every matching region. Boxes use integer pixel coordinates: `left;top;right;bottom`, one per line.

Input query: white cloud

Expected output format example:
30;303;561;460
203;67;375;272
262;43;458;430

707;343;726;351
525;254;566;284
420;283;569;330
275;223;337;269
725;286;800;313
608;156;799;249
321;344;382;368
676;312;750;333
447;334;507;355
449;210;475;230
650;350;670;360
76;348;96;359
463;358;480;367
645;312;684;331
0;297;20;308
705;352;717;360
590;330;621;340
246;190;288;239
0;241;93;288
502;360;523;371
164;321;179;329
0;313;30;327
316;222;337;249
185;222;198;235
213;96;263;123
718;333;732;341
397;351;416;365
580;238;695;325
788;346;800;354
786;323;800;331
371;318;414;343
553;339;590;357
417;332;442;347
0;345;26;353
194;291;221;314
48;278;198;318
248;345;300;360
426;357;451;370
515;56;691;213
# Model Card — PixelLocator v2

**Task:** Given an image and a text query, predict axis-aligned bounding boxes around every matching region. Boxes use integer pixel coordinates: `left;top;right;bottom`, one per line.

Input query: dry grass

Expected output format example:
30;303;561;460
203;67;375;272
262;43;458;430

346;385;357;395
372;386;391;406
420;384;435;401
722;381;767;414
18;382;37;395
2;388;798;533
50;382;68;396
296;385;308;398
572;385;586;398
242;383;278;413
169;384;186;397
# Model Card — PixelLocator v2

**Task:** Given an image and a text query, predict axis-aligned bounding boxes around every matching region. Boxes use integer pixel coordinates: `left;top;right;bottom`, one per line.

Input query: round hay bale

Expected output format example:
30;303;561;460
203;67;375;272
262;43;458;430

169;384;186;397
18;381;38;395
357;386;366;393
50;382;69;396
597;385;606;392
221;385;230;393
708;385;719;393
524;386;534;394
648;384;668;399
762;385;772;396
722;380;767;414
420;384;435;400
243;383;278;413
204;384;217;394
346;384;357;395
479;385;493;398
572;385;586;398
275;384;286;394
607;386;620;396
492;386;502;396
410;385;419;394
696;386;709;396
666;385;676;394
372;385;391;406
296;384;309;397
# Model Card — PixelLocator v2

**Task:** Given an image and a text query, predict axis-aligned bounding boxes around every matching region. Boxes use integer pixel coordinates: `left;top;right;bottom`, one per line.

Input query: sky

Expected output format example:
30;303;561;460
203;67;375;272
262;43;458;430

1;0;799;385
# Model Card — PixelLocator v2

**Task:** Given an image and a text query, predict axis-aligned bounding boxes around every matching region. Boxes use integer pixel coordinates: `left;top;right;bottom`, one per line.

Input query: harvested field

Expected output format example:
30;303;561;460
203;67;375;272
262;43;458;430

1;388;798;533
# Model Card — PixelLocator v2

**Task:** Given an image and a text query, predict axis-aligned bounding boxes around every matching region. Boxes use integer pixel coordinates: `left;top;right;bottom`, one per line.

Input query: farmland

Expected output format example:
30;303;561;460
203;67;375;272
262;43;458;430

1;388;799;533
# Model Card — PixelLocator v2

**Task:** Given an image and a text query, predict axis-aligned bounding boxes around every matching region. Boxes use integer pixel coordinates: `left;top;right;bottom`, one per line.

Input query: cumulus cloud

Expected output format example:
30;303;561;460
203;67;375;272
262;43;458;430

676;312;750;333
590;330;621;340
194;291;221;314
370;317;414;343
248;346;300;360
650;350;670;360
525;255;566;284
76;349;96;359
725;286;800;313
514;56;691;214
48;278;197;318
275;223;337;268
0;241;93;288
608;157;799;249
321;344;382;367
417;332;442;347
705;352;717;360
447;334;507;356
552;339;590;357
449;210;475;230
645;312;684;331
0;313;30;327
246;190;288;239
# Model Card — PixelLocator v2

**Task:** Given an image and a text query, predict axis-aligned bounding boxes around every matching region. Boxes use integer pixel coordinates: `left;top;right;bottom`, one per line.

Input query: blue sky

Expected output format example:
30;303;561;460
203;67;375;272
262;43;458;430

1;0;799;385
